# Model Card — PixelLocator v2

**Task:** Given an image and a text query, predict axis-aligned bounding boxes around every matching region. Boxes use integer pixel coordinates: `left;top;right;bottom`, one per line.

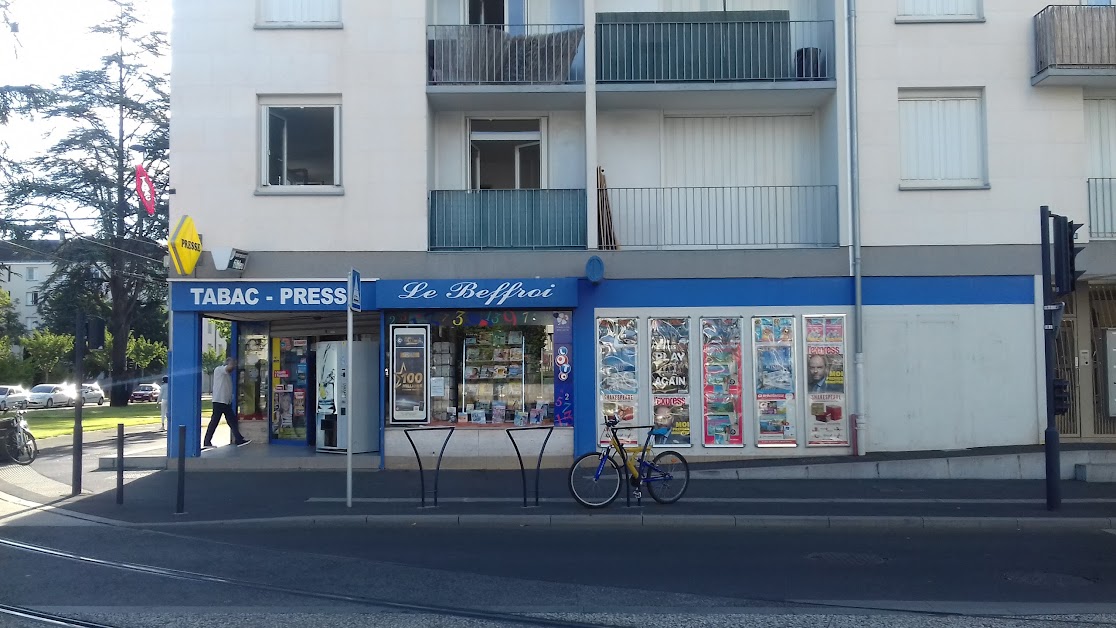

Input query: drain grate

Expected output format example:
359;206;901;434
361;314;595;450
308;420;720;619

806;551;889;566
1002;570;1098;588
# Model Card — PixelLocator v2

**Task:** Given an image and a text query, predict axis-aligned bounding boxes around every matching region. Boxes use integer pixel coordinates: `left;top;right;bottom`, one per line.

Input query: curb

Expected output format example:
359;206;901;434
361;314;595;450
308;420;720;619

114;513;1116;530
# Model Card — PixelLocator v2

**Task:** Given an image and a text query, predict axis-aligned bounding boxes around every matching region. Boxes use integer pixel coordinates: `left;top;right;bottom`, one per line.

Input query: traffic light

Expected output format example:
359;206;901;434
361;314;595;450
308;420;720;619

1052;378;1072;416
86;318;106;351
1052;214;1085;296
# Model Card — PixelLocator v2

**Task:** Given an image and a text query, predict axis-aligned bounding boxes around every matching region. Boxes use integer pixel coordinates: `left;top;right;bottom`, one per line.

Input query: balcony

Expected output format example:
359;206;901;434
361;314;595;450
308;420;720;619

429;189;587;251
427;24;586;111
595;12;836;109
1090;178;1116;239
1033;5;1116;87
596;185;839;250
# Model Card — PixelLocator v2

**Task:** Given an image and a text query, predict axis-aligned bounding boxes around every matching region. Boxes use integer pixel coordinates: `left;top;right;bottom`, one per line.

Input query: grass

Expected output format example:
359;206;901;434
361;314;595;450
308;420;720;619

21;400;215;439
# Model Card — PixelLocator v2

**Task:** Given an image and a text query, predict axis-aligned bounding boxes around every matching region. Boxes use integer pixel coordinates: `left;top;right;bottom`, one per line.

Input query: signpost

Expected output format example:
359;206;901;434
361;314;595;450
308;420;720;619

346;268;361;508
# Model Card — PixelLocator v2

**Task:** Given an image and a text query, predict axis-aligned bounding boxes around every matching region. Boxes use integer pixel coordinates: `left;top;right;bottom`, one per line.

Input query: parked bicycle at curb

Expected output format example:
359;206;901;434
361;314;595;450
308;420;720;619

568;415;689;508
1;409;37;466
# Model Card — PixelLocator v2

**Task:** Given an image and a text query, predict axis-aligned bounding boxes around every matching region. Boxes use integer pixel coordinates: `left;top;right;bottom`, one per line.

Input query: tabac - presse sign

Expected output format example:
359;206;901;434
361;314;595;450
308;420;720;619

169;215;203;276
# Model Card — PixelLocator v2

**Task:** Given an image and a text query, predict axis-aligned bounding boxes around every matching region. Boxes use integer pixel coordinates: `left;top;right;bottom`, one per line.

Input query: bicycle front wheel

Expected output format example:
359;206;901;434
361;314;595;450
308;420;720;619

6;429;37;466
568;452;621;508
646;450;689;504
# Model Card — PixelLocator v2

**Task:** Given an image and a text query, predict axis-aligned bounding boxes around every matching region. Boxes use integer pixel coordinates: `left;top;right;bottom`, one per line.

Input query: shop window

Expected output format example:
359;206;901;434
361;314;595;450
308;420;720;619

388;310;572;427
469;119;544;191
260;102;341;189
237;324;270;423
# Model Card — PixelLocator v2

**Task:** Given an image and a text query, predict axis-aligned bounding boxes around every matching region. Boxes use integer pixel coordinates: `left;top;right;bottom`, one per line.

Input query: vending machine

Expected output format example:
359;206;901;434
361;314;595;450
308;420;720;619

314;339;379;454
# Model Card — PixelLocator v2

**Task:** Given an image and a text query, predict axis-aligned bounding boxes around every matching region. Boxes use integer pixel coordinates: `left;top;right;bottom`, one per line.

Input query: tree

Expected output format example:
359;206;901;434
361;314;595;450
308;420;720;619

21;329;73;382
2;0;169;405
86;330;114;376
0;290;24;339
202;347;225;374
0;336;31;385
127;334;164;376
211;319;231;346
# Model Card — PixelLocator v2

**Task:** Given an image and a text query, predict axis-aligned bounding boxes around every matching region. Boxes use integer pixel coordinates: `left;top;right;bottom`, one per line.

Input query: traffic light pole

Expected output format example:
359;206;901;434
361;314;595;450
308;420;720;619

72;310;85;497
1040;205;1061;511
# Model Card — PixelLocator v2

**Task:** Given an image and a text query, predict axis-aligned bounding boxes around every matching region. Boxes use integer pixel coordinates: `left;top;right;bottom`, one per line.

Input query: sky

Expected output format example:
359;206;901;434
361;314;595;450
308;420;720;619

1;0;171;159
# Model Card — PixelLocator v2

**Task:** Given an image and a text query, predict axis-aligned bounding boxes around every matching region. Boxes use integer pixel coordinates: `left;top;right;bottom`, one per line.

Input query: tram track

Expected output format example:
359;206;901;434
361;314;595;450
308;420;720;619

0;536;620;628
0;602;118;627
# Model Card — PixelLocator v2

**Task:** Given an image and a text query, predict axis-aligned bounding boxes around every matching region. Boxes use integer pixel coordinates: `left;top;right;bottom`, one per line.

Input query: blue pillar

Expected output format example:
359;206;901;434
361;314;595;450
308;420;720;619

573;280;597;457
229;322;239;417
168;311;202;458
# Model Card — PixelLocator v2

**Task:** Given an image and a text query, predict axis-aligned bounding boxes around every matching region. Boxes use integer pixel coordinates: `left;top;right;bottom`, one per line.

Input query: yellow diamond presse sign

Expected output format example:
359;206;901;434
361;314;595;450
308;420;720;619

169;215;203;276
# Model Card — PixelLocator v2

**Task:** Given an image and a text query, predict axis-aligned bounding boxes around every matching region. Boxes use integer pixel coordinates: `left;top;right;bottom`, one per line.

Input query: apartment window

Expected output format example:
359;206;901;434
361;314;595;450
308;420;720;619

468;119;546;190
25;292;39;306
25;267;35;281
257;0;341;28
898;89;988;190
259;99;341;192
897;0;983;21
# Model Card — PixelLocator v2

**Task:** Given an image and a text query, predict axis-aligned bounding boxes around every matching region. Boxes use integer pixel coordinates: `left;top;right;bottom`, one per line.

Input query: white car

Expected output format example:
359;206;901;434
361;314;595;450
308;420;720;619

26;384;76;409
0;385;28;411
81;384;105;405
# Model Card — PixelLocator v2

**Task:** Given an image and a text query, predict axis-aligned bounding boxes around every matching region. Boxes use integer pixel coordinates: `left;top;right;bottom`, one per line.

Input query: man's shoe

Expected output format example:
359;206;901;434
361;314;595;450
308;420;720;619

236;440;252;447
202;443;214;449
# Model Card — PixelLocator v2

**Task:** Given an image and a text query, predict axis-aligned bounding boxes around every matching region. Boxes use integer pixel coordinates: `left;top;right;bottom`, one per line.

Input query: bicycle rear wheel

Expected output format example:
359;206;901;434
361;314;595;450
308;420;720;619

568;452;621;508
646;450;689;504
6;430;37;465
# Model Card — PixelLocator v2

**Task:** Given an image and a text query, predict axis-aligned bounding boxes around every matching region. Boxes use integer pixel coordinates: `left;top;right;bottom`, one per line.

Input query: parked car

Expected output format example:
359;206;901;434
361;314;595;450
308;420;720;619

26;384;76;409
129;383;160;403
81;383;105;405
0;386;28;411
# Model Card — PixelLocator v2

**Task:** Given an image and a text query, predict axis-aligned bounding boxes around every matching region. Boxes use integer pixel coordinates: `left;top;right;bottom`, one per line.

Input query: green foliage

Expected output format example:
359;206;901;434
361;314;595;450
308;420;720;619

212;319;231;345
202;347;225;374
0;337;31;385
86;330;114;375
126;334;165;373
21;329;73;382
0;290;25;339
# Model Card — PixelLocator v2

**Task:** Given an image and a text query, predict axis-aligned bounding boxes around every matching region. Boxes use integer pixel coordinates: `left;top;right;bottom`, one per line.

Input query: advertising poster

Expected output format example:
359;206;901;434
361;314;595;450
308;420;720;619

753;316;798;447
390;326;430;424
553;311;574;427
598;318;639;446
649;318;691;447
701;317;744;447
805;315;848;446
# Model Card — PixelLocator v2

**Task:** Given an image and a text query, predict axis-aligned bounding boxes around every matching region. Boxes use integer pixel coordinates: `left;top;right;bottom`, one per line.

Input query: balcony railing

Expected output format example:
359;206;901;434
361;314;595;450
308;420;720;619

596;16;835;83
427;24;586;86
1089;178;1116;239
597;185;838;249
1034;5;1116;76
429;189;587;250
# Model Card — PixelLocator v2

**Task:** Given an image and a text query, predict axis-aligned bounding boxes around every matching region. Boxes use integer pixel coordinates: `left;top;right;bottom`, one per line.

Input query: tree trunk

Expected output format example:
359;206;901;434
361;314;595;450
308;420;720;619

109;278;130;406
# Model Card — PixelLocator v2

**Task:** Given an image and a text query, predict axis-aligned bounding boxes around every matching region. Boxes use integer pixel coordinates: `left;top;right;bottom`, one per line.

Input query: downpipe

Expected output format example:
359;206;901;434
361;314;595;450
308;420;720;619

846;0;867;456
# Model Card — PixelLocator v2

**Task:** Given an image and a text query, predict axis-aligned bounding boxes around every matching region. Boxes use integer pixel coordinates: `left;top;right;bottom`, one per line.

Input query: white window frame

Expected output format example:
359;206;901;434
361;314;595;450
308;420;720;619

465;117;548;190
897;88;989;191
25;292;38;306
255;0;342;29
257;96;343;196
896;0;985;23
25;267;35;281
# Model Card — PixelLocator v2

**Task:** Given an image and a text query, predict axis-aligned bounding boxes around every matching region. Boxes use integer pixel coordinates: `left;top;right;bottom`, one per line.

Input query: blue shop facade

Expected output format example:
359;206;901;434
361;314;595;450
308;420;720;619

167;273;1039;468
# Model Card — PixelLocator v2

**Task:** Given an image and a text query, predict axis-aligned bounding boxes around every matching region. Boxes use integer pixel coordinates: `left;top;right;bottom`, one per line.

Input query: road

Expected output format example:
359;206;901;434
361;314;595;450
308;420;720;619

0;509;1115;627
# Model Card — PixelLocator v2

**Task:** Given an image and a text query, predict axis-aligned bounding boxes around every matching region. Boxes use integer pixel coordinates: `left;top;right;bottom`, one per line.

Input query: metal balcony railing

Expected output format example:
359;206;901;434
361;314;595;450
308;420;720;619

596;18;836;83
427;24;586;85
1089;178;1116;239
598;185;839;249
1034;5;1116;75
429;189;588;250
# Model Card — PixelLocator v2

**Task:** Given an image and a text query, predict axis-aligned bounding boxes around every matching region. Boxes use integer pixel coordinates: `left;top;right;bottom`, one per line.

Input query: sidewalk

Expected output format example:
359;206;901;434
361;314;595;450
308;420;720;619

2;465;1115;530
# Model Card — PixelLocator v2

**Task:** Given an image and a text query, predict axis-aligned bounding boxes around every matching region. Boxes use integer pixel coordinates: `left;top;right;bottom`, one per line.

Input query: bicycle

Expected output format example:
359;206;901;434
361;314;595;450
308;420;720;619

568;416;689;508
1;409;37;466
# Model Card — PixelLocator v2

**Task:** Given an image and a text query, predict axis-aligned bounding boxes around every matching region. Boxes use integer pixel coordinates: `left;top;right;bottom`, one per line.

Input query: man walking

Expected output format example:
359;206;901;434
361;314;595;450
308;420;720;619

159;375;169;432
203;356;250;448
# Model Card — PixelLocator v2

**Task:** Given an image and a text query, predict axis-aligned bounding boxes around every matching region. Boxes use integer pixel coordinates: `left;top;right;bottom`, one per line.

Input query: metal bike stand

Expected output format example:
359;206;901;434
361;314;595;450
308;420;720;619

403;426;455;508
505;426;554;508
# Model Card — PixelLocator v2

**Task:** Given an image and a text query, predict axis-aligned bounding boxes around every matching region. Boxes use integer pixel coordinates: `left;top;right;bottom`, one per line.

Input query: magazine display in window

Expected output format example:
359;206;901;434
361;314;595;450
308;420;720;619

461;330;526;424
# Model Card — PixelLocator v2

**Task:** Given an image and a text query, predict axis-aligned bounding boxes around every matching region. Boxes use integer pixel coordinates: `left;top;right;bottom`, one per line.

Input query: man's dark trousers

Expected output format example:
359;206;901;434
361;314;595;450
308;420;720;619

204;402;245;446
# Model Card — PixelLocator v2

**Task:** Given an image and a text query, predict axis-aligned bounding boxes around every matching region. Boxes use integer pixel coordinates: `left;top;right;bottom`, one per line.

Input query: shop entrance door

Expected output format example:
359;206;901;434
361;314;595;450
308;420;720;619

270;336;313;444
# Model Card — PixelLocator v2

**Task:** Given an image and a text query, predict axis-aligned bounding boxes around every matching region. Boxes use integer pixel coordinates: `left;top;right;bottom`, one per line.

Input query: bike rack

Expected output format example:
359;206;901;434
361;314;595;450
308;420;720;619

403;426;455;508
505;426;554;508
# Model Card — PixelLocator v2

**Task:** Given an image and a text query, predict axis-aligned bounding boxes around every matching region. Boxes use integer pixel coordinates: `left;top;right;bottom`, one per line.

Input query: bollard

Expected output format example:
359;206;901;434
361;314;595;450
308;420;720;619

175;424;186;515
115;423;124;505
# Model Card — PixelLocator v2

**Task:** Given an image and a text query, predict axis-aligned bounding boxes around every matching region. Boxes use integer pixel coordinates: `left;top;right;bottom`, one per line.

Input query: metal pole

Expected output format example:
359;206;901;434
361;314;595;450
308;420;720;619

116;423;124;505
346;305;354;509
175;424;186;514
72;311;85;497
1040;205;1061;510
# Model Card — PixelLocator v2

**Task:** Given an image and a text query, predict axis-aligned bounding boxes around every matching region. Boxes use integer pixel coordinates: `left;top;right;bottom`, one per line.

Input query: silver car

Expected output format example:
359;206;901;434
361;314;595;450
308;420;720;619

26;384;75;409
0;385;28;411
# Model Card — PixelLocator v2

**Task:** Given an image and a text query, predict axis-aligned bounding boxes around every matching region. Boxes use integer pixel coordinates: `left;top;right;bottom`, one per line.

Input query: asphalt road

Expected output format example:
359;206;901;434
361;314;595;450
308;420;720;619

1;516;1115;627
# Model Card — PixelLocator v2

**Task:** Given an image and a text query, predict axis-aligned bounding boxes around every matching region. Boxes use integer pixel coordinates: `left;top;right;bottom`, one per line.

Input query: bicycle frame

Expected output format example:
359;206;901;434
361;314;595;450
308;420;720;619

596;423;674;486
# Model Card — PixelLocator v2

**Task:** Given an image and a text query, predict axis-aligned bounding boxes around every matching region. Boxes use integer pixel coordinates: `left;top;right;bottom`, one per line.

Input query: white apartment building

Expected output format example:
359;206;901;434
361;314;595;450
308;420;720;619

0;241;59;332
164;0;1115;468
